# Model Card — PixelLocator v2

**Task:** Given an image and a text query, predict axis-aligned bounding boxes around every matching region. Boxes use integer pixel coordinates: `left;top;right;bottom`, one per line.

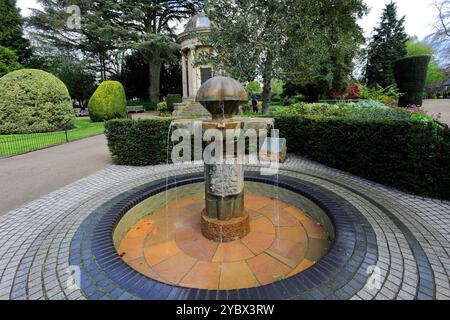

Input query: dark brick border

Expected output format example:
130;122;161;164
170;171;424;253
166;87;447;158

70;172;377;300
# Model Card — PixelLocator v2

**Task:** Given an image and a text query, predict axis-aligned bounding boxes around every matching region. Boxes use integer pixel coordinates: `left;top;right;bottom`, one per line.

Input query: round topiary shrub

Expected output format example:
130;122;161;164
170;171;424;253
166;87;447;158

88;81;127;122
0;69;74;134
394;55;431;107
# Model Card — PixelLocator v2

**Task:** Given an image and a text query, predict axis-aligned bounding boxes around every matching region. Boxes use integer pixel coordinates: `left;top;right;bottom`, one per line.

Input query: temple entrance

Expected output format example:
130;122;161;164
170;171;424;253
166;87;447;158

201;67;213;85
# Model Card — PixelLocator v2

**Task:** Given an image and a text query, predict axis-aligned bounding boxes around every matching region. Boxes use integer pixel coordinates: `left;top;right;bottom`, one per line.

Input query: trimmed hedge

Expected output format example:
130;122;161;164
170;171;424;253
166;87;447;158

166;94;182;112
105;119;172;166
394;55;430;107
0;69;74;134
104;116;450;200
127;99;157;111
275;116;450;200
88;81;127;122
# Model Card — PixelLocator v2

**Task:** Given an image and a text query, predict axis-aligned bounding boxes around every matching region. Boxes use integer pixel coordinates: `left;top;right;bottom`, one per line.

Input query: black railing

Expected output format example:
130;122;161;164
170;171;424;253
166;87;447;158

0;129;72;158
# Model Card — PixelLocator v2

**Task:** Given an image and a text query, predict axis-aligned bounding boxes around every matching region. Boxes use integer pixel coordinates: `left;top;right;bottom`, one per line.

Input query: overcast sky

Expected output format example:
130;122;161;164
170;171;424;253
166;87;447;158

17;0;439;40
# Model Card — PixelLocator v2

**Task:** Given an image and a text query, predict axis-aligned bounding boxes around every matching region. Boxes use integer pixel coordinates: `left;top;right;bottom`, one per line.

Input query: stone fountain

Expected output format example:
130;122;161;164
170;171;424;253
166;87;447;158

114;77;335;290
172;76;274;242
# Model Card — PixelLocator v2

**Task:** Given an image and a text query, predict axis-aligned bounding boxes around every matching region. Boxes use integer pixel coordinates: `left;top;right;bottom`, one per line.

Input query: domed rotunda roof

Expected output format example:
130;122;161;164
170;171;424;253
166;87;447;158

184;12;211;33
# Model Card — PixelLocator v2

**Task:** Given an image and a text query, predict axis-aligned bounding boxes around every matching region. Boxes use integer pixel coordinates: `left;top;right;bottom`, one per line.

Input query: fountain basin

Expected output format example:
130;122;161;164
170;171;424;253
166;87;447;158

113;178;334;290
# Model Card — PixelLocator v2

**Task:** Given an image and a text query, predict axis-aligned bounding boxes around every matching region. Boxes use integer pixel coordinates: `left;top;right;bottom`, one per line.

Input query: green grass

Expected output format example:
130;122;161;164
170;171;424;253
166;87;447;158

0;119;105;158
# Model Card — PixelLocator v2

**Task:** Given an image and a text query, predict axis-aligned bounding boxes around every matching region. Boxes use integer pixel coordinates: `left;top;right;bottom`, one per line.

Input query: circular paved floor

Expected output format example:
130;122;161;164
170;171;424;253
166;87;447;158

0;156;449;300
118;194;330;290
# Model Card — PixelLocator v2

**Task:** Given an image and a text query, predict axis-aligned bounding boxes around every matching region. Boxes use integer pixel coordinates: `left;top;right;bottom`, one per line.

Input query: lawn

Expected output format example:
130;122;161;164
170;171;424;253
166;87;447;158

0;119;105;158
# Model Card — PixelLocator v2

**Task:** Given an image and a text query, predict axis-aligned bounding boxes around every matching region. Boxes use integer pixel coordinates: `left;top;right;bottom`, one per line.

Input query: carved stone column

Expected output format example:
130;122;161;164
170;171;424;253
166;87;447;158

196;77;251;242
201;121;249;242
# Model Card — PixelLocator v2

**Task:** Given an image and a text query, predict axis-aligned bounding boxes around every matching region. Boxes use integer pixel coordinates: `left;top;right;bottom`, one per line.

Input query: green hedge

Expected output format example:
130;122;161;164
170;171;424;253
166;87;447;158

88;81;127;122
127;99;157;111
104;116;450;200
275;116;450;200
105;119;172;166
166;94;182;112
394;55;430;107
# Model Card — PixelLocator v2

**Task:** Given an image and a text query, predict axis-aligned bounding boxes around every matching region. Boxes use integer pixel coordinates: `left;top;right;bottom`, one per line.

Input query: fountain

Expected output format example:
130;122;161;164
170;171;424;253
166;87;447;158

112;76;334;291
200;76;251;242
174;76;273;242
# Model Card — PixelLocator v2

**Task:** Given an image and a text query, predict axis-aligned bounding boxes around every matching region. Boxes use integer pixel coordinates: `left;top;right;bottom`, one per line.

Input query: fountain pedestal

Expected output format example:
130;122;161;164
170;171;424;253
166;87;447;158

201;120;249;242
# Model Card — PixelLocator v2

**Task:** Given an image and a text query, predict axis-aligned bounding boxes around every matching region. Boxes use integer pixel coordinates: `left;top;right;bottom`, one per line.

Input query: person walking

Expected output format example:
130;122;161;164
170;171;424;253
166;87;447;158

252;95;259;113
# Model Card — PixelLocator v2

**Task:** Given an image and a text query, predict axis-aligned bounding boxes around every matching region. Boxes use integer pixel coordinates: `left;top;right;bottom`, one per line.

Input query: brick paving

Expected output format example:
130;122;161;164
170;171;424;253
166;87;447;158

423;99;450;126
0;156;449;300
117;194;330;290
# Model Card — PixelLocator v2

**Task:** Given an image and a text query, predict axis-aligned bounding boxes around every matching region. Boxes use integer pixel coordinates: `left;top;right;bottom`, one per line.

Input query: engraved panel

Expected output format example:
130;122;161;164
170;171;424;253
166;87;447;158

208;163;244;197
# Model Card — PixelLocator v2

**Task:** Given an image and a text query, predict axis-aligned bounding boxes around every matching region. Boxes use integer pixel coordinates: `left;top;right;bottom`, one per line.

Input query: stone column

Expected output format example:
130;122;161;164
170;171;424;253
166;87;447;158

187;47;196;99
181;53;188;99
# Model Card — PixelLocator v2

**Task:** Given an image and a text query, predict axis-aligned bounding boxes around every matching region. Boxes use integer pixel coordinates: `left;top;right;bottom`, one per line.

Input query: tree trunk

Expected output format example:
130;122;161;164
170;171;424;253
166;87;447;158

148;56;161;104
262;51;273;115
262;77;272;114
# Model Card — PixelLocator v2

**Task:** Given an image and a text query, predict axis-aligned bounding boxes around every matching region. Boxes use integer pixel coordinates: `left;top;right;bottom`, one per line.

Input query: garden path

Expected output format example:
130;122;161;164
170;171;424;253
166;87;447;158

0;135;111;215
423;99;450;125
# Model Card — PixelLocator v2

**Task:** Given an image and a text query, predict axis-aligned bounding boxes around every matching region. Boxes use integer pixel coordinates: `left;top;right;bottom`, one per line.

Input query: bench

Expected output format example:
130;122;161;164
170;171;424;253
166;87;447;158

127;106;145;113
74;108;89;117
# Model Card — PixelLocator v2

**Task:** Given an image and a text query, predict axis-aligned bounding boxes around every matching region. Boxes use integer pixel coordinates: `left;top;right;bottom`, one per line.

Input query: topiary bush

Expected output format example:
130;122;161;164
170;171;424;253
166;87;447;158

157;101;168;112
394;55;431;107
88;81;127;122
0;69;74;134
166;94;182;112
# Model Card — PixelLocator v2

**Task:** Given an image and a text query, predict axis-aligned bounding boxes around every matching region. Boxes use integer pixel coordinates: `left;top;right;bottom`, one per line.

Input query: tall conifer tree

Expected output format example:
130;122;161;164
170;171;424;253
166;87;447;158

0;0;30;63
365;1;408;88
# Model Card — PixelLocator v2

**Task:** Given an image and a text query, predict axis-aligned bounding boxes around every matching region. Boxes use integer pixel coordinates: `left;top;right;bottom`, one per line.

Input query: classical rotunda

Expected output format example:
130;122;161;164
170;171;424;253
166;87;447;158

173;13;214;116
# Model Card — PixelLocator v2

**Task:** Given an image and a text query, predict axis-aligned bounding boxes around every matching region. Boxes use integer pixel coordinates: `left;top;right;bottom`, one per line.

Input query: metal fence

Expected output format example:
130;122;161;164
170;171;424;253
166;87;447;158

0;129;70;159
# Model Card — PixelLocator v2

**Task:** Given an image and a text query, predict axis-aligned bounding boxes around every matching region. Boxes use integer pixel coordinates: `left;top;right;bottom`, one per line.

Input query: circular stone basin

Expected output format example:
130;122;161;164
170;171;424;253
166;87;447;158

115;186;333;291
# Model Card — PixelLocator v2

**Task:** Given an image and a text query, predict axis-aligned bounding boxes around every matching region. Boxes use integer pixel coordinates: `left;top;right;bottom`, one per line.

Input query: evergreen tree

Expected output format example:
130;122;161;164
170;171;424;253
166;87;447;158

365;1;408;88
0;0;31;63
115;51;182;100
0;45;22;77
283;0;366;101
28;0;203;103
203;0;366;108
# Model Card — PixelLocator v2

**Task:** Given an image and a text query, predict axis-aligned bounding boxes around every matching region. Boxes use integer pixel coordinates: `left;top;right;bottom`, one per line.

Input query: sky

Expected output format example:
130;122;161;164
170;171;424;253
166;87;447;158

360;0;438;40
17;0;439;40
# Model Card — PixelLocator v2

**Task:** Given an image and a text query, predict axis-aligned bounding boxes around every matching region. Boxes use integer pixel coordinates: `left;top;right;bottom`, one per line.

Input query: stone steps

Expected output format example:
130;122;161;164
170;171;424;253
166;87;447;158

173;101;210;116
